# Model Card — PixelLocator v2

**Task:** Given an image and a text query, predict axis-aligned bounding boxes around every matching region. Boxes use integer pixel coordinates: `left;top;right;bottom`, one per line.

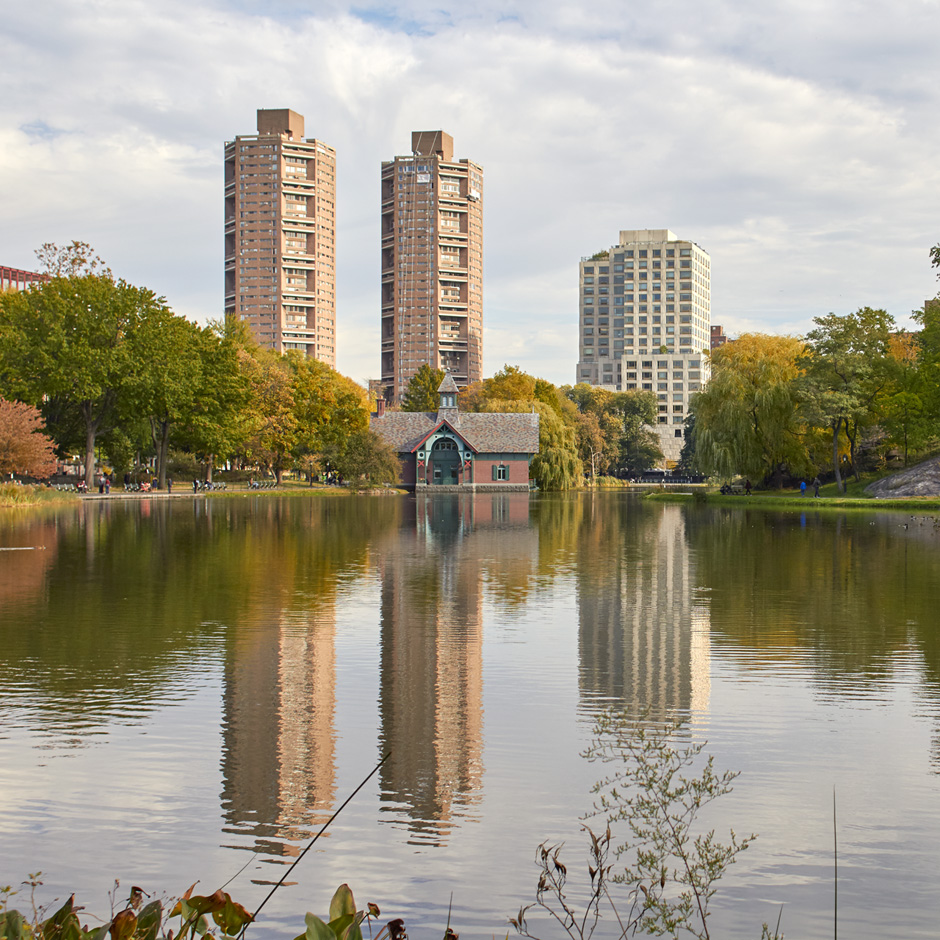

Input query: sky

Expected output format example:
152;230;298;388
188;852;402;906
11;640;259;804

2;0;939;387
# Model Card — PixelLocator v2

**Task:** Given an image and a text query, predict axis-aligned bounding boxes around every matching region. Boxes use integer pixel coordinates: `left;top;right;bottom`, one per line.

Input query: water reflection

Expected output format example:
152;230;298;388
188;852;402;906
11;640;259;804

4;495;940;939
219;496;399;860
377;495;536;843
576;500;710;720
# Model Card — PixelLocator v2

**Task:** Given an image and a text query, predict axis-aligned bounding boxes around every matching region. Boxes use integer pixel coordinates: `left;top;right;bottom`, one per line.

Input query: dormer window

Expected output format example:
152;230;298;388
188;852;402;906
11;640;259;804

441;393;456;408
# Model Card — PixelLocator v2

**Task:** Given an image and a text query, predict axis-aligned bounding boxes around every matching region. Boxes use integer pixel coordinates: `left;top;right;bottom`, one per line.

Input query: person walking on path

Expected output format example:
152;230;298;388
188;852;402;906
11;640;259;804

813;476;821;498
167;477;173;494
800;480;807;497
745;479;752;496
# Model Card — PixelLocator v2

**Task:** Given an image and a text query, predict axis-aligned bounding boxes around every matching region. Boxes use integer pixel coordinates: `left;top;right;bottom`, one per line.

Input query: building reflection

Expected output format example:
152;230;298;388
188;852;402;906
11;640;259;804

221;608;337;861
377;494;534;844
578;503;710;719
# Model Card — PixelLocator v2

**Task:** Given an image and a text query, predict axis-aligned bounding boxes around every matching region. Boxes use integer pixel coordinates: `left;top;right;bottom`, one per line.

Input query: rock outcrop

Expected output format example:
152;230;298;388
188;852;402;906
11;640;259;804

865;457;940;498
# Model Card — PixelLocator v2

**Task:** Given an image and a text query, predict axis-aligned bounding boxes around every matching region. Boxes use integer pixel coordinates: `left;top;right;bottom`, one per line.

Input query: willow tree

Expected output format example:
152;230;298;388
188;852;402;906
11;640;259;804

695;333;810;487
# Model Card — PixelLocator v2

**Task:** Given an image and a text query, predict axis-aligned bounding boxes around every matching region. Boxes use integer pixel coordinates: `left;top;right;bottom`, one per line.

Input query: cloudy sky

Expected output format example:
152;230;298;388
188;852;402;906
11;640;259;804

3;0;939;386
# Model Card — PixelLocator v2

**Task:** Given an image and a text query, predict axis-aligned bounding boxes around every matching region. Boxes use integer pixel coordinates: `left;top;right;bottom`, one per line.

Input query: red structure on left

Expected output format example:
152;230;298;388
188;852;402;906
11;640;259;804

1;266;48;292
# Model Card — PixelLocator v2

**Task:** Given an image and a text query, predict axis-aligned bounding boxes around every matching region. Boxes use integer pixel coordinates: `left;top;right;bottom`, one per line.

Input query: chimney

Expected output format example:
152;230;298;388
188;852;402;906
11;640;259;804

376;398;386;417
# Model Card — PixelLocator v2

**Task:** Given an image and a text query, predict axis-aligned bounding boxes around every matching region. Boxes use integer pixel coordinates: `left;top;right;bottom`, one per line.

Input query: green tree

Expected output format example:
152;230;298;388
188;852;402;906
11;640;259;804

880;332;931;466
694;334;810;486
332;429;401;489
401;363;445;412
131;312;203;488
799;308;894;492
0;271;171;487
609;390;662;474
179;323;253;479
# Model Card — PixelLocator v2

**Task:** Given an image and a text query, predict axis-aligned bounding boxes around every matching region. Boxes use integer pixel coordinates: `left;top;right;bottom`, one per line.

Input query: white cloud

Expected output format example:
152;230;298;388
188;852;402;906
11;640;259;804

1;0;938;385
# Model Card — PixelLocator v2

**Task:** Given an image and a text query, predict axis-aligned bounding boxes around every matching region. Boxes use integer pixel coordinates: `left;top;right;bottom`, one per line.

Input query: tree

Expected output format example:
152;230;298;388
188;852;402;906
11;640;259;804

466;366;583;490
332;429;401;489
178;322;253;479
289;354;368;465
35;240;109;278
0;271;172;487
131;311;203;488
880;332;931;466
401;364;445;412
609;390;662;474
242;353;297;483
913;297;940;442
0;398;57;479
694;334;810;486
799;309;894;492
484;364;537;402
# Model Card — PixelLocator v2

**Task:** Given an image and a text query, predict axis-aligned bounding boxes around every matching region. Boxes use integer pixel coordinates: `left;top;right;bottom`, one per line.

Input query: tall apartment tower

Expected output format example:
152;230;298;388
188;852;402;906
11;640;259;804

576;229;711;463
224;109;337;365
380;131;483;403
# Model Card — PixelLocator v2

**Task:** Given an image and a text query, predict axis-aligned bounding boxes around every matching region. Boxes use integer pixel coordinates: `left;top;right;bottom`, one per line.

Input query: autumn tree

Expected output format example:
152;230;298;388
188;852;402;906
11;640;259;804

241;352;298;483
288;354;368;466
35;240;109;278
694;333;810;486
0;398;57;479
401;364;445;412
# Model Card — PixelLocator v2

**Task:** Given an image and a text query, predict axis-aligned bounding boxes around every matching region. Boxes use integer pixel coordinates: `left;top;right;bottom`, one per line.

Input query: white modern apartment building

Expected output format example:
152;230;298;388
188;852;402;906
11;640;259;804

576;229;711;463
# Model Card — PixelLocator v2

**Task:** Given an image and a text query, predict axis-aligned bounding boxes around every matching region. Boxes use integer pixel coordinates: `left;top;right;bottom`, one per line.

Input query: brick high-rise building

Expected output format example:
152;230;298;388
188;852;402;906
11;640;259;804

224;109;337;365
380;131;483;403
576;230;711;464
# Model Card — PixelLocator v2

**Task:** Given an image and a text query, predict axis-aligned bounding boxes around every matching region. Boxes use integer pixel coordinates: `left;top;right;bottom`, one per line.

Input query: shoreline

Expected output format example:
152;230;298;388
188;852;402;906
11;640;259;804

643;490;940;511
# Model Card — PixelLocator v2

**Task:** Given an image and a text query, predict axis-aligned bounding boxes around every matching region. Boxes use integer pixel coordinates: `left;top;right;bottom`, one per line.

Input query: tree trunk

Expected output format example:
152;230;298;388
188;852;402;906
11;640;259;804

832;420;844;493
151;416;171;489
82;403;97;489
205;456;214;484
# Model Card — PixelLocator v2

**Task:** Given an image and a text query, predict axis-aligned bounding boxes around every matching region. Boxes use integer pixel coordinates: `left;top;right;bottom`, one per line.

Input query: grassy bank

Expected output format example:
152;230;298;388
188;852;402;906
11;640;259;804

644;477;940;512
0;483;79;510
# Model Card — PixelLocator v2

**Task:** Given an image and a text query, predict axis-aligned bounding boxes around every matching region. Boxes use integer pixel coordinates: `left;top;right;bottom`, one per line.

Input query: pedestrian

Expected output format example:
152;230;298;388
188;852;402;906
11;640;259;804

813;476;821;498
193;478;198;493
800;480;807;497
745;479;752;496
104;475;110;495
167;477;173;494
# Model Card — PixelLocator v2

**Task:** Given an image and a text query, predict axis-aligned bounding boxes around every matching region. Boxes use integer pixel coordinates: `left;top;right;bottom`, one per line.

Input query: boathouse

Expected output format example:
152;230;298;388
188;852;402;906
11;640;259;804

370;375;540;491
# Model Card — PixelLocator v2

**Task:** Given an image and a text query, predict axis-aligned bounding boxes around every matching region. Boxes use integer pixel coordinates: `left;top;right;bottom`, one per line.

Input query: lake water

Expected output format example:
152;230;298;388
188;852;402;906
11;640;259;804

2;493;940;939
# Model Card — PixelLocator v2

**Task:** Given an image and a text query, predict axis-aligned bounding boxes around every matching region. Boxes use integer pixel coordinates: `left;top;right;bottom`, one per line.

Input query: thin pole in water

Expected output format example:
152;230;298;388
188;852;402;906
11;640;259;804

833;787;838;940
240;752;391;939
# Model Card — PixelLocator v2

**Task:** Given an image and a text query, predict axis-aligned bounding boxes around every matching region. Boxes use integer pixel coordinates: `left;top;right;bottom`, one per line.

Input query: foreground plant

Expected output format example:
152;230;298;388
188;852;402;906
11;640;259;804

0;880;403;940
512;713;781;940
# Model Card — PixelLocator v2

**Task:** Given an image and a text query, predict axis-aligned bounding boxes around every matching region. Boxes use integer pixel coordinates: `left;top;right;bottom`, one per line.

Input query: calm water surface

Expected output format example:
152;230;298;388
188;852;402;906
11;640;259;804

2;493;940;939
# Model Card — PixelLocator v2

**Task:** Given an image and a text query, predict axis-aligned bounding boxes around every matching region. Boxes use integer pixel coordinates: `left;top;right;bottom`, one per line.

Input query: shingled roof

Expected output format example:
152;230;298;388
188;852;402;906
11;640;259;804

371;410;539;454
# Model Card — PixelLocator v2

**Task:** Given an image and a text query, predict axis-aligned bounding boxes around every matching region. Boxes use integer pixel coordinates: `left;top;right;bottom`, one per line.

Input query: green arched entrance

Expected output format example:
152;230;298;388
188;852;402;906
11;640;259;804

431;438;460;485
